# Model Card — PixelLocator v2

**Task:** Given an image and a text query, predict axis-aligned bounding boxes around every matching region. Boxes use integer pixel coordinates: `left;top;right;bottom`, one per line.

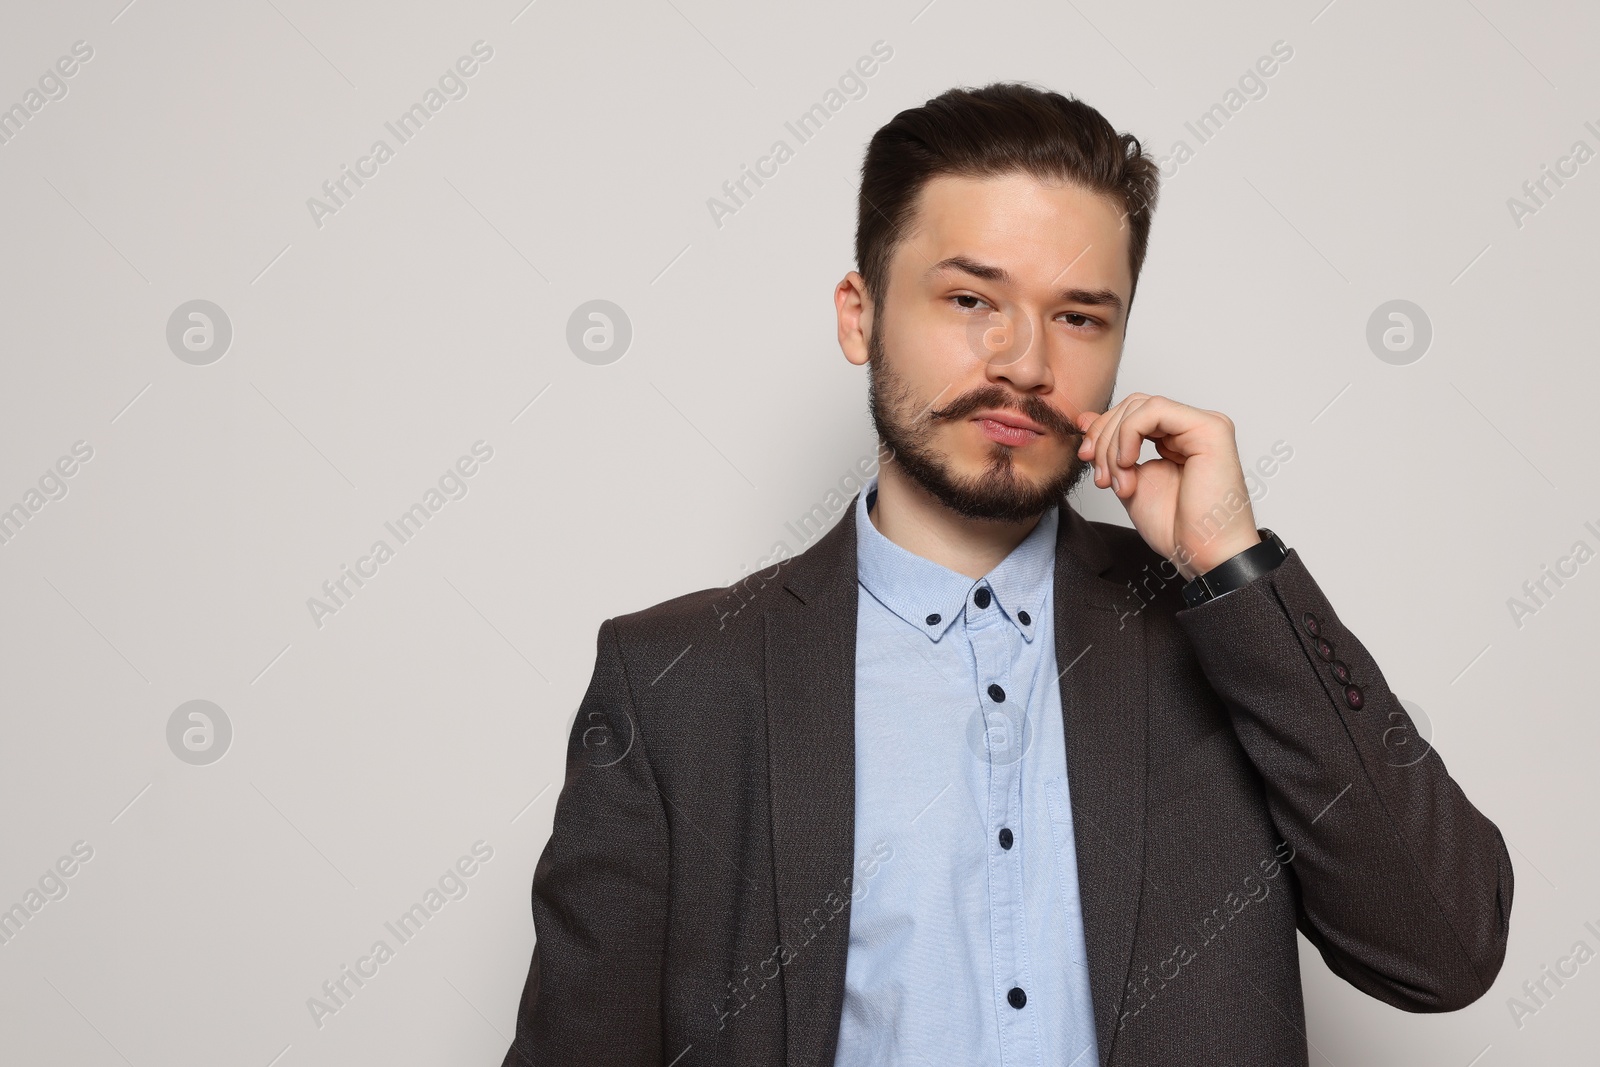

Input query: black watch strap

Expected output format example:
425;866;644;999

1181;528;1288;608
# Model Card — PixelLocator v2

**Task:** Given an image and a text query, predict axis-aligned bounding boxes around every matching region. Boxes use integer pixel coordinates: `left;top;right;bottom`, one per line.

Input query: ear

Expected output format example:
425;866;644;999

836;271;873;367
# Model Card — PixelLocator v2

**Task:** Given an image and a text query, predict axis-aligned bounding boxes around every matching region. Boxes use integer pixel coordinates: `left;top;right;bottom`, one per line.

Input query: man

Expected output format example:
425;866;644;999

500;83;1513;1066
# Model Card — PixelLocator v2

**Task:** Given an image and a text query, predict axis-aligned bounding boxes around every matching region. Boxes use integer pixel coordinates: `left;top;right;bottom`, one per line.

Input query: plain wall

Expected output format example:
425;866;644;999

0;1;1595;1063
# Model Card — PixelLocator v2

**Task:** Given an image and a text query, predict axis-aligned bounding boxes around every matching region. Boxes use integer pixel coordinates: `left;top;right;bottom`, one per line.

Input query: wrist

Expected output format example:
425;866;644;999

1178;529;1263;582
1180;529;1288;608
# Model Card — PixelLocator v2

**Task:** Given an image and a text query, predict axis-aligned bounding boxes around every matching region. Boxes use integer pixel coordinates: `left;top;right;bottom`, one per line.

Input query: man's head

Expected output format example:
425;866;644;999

837;83;1161;522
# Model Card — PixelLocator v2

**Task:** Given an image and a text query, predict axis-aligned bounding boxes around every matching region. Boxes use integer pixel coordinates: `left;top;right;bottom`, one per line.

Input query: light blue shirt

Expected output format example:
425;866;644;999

833;475;1099;1067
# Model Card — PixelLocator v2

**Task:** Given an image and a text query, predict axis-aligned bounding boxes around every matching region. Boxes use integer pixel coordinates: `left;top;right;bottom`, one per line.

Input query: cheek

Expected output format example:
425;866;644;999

1049;340;1118;398
926;316;988;369
892;319;986;386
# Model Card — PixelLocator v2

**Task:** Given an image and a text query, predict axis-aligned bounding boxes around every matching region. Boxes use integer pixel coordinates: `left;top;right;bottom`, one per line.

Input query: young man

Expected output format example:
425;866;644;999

500;83;1512;1067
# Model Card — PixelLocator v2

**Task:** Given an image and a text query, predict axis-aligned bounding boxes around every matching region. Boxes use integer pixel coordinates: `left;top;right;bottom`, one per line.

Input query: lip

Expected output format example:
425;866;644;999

971;409;1047;435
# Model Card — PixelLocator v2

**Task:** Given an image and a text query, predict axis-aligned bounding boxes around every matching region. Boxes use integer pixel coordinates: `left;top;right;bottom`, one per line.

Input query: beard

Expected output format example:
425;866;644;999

865;324;1094;523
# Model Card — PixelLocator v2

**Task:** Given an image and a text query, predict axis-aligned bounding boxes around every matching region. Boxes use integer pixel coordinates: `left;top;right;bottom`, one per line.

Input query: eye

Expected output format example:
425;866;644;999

950;294;992;311
1059;311;1100;331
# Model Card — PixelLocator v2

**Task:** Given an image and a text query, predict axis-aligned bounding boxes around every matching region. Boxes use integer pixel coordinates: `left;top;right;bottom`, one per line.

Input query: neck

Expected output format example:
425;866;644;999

868;464;1044;580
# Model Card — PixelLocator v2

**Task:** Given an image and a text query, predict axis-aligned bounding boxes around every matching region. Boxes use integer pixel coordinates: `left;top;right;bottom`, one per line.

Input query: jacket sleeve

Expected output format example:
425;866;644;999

502;617;670;1066
1174;547;1514;1012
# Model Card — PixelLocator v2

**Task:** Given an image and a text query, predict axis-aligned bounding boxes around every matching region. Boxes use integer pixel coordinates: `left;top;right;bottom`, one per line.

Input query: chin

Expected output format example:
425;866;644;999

927;455;1082;518
955;442;1071;484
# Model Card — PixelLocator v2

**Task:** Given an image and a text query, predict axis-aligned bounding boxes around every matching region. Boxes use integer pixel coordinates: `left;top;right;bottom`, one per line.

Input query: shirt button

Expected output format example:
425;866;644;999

925;613;941;626
1017;610;1031;626
1007;986;1027;1009
974;587;992;609
998;827;1013;849
987;683;1006;703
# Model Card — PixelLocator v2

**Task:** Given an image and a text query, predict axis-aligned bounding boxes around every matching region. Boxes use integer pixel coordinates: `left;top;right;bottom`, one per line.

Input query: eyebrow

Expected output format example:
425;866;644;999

927;255;1126;315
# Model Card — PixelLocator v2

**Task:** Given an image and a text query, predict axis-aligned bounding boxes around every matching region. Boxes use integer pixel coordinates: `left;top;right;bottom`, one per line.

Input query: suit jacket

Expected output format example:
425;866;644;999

501;493;1514;1066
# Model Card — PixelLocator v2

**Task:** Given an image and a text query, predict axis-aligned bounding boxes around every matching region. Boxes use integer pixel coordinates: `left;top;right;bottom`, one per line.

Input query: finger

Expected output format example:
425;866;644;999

1077;408;1115;471
1107;396;1158;470
1109;395;1161;498
1152;436;1184;464
1106;396;1152;496
1121;428;1194;498
1093;393;1146;490
1115;396;1212;470
1081;402;1122;488
1107;398;1145;499
1099;394;1147;488
1075;409;1100;457
1076;407;1109;478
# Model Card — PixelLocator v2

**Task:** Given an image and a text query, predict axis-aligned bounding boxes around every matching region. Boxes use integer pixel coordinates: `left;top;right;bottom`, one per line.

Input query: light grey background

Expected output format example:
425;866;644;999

1;0;1595;1064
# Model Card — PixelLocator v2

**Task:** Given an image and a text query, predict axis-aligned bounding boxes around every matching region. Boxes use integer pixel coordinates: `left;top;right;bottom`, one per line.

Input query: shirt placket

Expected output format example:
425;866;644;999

969;589;1041;1067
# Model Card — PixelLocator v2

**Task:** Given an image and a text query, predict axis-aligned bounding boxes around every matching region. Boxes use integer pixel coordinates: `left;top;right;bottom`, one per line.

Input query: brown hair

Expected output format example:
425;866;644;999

855;82;1161;317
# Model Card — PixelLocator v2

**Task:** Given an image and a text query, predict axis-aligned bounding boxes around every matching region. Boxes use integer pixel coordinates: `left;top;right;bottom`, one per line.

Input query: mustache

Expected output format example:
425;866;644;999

927;386;1083;437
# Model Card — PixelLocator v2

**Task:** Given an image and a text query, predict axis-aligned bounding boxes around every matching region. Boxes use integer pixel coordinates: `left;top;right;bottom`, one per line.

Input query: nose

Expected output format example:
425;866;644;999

976;307;1052;394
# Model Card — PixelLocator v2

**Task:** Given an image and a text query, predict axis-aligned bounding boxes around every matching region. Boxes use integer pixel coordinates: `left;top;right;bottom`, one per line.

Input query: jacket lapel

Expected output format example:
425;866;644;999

1053;503;1150;1065
766;501;860;1067
764;492;1149;1067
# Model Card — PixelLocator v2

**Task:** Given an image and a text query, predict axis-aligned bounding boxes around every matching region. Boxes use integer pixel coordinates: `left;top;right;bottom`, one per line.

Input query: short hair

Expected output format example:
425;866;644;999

854;82;1160;316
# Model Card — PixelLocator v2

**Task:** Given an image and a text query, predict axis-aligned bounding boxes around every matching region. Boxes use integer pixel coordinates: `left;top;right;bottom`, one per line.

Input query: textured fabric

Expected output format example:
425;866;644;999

834;478;1098;1067
500;489;1514;1067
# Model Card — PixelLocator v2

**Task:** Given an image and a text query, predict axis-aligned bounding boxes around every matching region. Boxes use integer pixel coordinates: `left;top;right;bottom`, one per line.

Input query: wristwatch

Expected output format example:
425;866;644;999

1181;528;1288;608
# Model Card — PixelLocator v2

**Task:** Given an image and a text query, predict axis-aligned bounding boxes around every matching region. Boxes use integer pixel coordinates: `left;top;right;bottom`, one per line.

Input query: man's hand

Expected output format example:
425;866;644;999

1075;394;1260;582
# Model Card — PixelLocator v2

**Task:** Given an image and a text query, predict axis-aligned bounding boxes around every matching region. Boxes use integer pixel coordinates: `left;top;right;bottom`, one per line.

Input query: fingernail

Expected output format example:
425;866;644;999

1112;475;1121;493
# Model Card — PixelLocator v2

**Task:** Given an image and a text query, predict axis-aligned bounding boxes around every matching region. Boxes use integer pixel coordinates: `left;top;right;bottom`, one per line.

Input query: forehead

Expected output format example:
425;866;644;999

894;171;1133;301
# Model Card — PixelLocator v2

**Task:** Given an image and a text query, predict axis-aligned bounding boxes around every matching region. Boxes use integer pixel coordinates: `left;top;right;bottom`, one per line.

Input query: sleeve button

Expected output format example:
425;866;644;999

1344;685;1364;710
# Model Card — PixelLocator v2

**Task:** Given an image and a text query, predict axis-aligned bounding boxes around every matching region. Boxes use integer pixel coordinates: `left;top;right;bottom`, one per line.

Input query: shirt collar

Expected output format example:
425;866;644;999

854;474;1056;643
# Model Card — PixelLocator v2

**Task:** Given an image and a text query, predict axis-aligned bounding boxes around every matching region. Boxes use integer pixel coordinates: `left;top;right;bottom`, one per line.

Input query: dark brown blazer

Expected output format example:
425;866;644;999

501;492;1513;1066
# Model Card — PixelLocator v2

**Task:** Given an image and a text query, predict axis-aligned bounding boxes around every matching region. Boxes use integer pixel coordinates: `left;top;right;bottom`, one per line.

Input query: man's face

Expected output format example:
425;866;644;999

860;170;1133;522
